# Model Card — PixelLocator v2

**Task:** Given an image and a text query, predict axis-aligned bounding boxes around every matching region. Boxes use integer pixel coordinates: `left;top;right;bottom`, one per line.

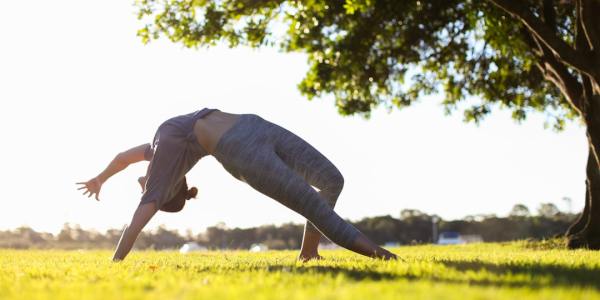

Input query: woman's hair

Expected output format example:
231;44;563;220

186;186;198;199
159;177;197;213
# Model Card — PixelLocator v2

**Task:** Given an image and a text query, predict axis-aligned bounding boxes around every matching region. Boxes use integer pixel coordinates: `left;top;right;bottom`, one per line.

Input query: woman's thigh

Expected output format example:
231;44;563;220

270;124;344;194
228;145;322;215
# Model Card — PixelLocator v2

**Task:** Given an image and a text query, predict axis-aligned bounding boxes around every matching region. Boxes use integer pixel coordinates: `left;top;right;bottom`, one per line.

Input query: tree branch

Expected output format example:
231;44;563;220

521;25;584;112
580;0;600;95
544;58;584;112
543;0;557;33
579;0;600;51
575;0;600;96
487;0;595;76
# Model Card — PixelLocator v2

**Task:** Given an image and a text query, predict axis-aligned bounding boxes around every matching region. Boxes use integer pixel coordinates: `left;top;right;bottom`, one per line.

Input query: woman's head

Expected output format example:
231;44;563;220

159;177;197;213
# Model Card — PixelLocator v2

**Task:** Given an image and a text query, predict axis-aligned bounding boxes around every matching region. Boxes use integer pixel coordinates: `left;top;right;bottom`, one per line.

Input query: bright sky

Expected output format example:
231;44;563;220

0;1;588;235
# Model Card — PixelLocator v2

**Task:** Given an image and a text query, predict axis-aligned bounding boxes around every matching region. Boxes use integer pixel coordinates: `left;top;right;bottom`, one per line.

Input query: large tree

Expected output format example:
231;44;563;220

135;0;600;248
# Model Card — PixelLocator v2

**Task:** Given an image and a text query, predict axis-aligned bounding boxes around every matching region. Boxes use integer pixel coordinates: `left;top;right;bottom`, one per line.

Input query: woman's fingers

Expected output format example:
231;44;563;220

76;181;99;201
76;182;91;191
76;180;101;200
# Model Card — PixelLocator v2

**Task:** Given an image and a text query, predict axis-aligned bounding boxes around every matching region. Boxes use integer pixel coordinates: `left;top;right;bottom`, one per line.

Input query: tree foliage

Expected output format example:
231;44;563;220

510;203;531;218
135;0;581;128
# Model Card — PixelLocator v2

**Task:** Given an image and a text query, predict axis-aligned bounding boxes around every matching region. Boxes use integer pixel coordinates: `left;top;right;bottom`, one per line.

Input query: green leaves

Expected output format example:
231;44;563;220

343;0;373;14
134;0;578;127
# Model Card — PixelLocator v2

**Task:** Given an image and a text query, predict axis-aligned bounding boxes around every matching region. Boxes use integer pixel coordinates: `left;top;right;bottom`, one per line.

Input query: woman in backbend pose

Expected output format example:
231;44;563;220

77;108;397;261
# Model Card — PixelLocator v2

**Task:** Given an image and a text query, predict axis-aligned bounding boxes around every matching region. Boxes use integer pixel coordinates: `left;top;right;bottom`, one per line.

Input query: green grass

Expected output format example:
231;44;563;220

1;241;600;299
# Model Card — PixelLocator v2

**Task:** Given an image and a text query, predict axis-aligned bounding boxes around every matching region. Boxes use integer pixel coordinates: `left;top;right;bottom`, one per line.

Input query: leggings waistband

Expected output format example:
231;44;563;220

213;114;261;158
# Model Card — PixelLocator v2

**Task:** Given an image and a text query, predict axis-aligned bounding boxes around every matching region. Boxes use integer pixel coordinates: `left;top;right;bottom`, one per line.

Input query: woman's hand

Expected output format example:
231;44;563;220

76;177;103;201
112;202;158;261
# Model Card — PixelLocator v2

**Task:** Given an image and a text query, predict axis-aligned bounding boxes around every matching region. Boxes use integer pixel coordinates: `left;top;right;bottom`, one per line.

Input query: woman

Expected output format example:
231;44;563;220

77;108;397;261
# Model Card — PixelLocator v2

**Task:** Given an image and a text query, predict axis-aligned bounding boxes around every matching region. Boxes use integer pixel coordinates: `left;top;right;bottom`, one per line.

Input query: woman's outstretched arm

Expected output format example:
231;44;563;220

96;143;151;183
112;202;158;261
77;143;151;200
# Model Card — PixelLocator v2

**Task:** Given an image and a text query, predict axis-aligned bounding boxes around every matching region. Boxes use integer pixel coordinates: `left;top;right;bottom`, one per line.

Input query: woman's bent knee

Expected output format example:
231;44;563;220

331;172;344;192
322;171;344;199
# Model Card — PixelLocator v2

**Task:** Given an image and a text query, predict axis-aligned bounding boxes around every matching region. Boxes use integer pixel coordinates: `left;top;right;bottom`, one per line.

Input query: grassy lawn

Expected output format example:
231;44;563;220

1;241;599;299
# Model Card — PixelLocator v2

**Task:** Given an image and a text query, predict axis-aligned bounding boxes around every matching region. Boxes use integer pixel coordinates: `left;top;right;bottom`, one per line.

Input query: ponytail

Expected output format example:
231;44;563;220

187;187;198;199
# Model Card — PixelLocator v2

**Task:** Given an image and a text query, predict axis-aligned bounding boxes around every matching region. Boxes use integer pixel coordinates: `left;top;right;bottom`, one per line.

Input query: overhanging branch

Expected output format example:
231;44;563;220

487;0;595;77
580;0;600;51
521;25;584;112
539;41;584;111
576;0;600;96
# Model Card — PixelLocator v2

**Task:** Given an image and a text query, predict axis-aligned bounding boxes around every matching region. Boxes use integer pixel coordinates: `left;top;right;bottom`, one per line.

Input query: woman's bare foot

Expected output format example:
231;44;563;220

138;176;146;193
378;250;397;260
348;233;400;260
298;252;323;262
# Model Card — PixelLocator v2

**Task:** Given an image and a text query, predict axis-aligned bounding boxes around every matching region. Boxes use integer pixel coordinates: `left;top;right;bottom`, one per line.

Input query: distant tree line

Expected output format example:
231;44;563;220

0;203;576;250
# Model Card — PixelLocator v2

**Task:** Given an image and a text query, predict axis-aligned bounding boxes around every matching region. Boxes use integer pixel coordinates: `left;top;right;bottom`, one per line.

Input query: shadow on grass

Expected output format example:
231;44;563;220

259;261;600;290
264;265;397;281
439;260;600;290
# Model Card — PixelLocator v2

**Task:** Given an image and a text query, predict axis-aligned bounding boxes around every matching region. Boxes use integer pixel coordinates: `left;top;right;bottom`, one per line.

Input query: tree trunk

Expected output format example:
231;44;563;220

566;146;595;248
586;94;600;171
585;153;600;249
567;92;600;248
565;152;591;237
583;111;600;250
583;93;600;249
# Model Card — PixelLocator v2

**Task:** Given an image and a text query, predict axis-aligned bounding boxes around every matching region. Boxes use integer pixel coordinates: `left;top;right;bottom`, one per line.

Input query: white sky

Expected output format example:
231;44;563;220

0;1;588;235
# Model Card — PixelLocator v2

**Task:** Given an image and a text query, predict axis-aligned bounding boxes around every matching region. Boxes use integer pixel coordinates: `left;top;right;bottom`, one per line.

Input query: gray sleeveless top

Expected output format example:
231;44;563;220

141;108;218;210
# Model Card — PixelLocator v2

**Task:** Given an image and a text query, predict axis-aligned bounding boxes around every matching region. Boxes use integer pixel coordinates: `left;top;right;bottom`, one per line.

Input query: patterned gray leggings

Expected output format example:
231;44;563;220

212;114;360;248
